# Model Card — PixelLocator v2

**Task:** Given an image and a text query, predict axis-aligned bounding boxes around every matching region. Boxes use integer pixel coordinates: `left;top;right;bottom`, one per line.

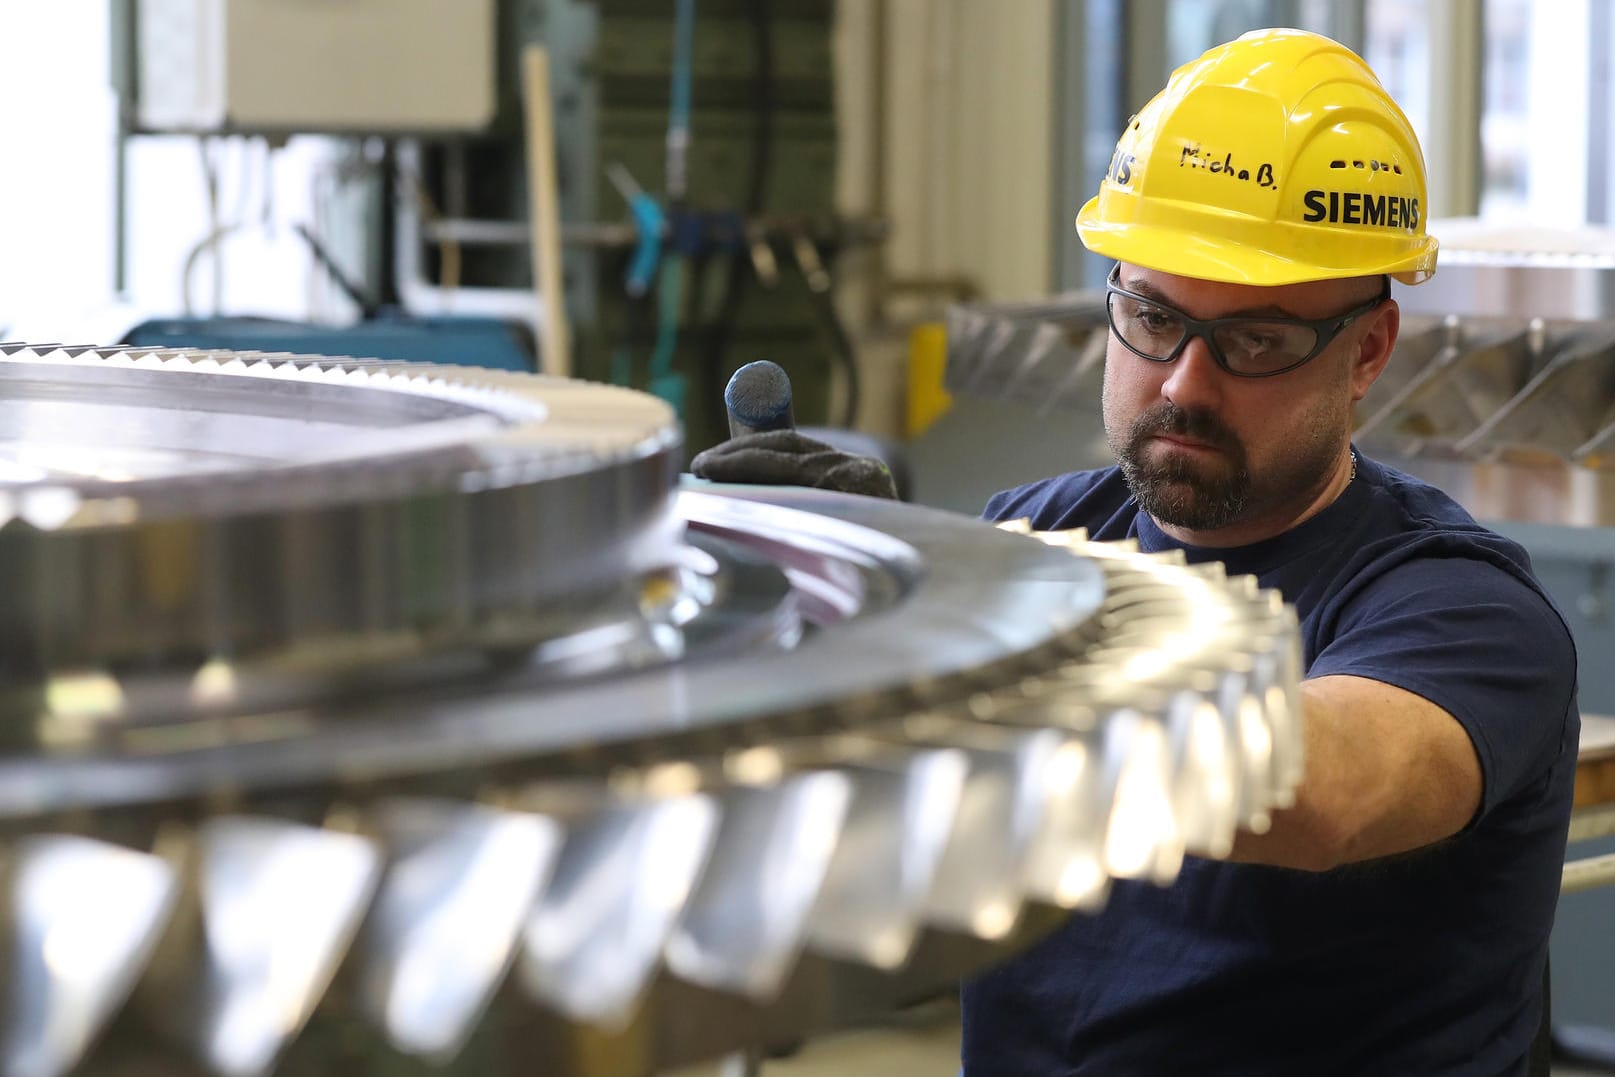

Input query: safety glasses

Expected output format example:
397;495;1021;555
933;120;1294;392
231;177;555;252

1104;266;1390;378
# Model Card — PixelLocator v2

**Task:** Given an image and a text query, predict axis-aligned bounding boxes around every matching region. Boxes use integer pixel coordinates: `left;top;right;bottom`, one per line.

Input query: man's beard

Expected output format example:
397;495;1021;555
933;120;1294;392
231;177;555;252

1113;402;1250;531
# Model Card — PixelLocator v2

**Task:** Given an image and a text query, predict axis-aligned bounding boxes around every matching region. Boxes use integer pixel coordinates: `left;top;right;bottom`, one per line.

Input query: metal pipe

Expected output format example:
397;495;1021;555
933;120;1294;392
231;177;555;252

422;216;890;251
1425;0;1484;218
867;0;890;327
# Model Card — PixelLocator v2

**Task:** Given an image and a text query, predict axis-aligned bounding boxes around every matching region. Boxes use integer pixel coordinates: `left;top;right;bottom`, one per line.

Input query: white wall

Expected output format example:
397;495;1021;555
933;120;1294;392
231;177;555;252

123;134;361;325
835;0;1058;318
0;1;358;343
1519;0;1590;226
0;1;118;337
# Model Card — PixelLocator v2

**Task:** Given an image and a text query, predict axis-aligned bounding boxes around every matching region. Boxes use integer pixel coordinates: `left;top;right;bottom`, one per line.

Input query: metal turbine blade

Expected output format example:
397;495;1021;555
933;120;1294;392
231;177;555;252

1;836;176;1077
664;772;853;998
144;817;382;1077
520;791;718;1025
357;799;562;1061
805;746;969;968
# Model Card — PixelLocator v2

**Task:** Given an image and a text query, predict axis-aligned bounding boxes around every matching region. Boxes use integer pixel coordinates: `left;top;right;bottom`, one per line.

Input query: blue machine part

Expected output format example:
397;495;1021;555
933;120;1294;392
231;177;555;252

122;313;536;372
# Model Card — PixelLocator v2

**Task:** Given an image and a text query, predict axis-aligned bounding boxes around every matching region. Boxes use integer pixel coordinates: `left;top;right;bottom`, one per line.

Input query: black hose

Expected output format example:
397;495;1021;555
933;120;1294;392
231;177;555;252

609;245;655;386
376;140;399;308
741;0;774;215
702;0;774;437
811;269;861;428
294;222;379;320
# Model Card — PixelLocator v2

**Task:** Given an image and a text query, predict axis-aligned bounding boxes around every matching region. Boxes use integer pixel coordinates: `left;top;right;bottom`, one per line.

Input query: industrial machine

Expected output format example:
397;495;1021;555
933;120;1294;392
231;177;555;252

0;342;1303;1075
114;0;873;455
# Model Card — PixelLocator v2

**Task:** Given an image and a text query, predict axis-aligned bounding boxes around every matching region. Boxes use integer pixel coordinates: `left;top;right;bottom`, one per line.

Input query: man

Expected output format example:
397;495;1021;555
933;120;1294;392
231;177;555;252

694;29;1579;1076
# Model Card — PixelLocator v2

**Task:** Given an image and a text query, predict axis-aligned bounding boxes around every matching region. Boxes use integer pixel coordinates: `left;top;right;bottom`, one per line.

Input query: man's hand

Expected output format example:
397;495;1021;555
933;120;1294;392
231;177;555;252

689;430;898;500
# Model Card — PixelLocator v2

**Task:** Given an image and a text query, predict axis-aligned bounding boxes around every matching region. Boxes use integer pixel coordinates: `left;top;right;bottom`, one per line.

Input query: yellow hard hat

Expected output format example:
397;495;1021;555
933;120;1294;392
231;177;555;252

1076;28;1438;286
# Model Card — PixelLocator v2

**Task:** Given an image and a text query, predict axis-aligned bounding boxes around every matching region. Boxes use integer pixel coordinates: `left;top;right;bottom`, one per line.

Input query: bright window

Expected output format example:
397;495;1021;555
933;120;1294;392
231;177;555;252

0;2;353;342
1478;0;1590;224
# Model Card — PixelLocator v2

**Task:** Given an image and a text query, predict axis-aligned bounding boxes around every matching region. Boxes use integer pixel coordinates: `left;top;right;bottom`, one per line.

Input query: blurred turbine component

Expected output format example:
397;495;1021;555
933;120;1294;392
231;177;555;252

911;721;1069;939
141;818;382;1077
805;744;969;968
0;345;1305;1074
0;343;681;687
519;789;719;1026
358;800;562;1061
944;294;1108;415
1001;523;1306;869
1;836;176;1077
665;773;853;998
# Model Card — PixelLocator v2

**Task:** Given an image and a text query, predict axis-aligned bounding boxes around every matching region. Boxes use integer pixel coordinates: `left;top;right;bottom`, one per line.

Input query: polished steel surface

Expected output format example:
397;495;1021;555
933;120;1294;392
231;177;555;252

910;722;1067;937
664;773;854;998
358;800;562;1061
1458;330;1615;460
3;836;176;1077
0;490;1106;821
518;789;720;1027
0;347;1305;1075
136;817;383;1077
0;344;682;686
803;745;968;968
1358;322;1543;451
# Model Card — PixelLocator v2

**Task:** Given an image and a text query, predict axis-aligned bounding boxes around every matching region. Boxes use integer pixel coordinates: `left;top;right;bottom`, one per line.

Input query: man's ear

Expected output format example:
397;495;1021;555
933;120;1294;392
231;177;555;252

1351;300;1399;403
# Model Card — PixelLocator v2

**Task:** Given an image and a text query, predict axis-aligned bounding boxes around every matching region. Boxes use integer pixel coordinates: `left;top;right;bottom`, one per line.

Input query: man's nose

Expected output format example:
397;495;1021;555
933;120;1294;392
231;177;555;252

1161;333;1225;411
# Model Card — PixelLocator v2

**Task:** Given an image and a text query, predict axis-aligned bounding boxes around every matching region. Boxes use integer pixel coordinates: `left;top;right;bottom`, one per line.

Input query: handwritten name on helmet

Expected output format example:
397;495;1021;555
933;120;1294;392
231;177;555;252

1302;189;1420;230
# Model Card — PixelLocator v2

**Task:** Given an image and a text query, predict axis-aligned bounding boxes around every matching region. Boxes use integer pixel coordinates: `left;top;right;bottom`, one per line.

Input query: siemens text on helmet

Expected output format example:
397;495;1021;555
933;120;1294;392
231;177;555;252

1301;189;1419;229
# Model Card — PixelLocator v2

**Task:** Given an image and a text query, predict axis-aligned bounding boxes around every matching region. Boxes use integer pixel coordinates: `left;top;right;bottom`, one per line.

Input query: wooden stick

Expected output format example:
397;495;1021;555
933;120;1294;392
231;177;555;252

522;44;570;378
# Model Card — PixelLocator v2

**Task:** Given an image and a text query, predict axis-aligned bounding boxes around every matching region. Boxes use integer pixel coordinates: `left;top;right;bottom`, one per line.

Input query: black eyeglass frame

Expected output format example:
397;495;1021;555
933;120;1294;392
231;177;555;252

1103;265;1392;378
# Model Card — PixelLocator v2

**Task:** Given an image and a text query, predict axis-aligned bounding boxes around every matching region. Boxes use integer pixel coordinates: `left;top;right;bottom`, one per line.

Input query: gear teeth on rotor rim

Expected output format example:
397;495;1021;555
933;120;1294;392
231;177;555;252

0;345;679;531
0;345;685;688
19;540;1305;1074
0;423;1304;1075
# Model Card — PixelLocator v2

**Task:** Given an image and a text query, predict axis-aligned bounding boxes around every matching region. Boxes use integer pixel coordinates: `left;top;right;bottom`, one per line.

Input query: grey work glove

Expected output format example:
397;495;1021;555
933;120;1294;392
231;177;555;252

689;429;898;500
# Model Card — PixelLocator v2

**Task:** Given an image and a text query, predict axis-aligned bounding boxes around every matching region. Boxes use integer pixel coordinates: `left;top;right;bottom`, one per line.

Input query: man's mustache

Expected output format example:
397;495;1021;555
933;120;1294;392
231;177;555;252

1129;403;1240;453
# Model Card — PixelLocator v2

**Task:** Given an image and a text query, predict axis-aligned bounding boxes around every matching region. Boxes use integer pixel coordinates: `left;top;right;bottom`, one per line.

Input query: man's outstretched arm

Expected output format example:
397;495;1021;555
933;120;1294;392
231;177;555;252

1230;674;1483;871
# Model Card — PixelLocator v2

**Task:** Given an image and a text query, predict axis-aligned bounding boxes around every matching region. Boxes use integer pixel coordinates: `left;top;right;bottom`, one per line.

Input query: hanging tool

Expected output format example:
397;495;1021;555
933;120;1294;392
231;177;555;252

642;0;698;413
607;163;665;387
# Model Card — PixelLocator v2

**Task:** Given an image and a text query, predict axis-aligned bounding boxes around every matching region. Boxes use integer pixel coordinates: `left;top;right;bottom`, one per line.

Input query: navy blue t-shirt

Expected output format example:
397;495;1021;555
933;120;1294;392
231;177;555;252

962;453;1580;1077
